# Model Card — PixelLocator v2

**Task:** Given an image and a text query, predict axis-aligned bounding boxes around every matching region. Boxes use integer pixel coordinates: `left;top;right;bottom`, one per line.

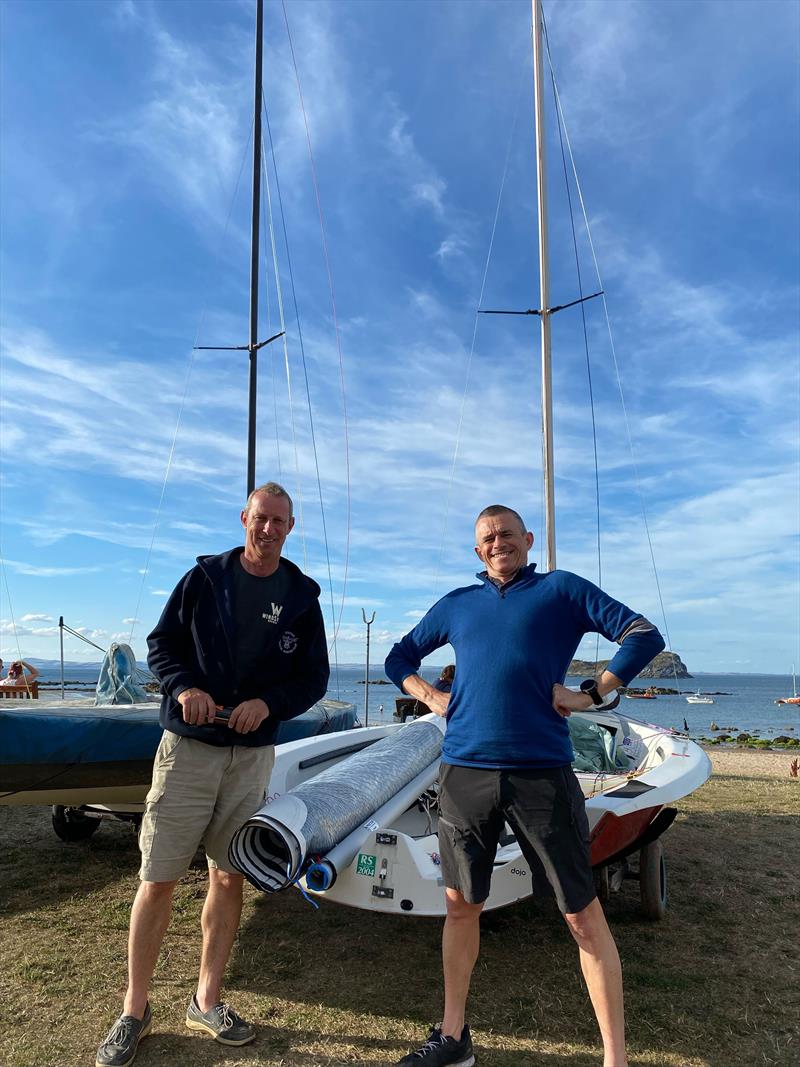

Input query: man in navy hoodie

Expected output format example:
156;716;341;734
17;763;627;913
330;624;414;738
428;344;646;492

97;482;329;1067
386;505;664;1067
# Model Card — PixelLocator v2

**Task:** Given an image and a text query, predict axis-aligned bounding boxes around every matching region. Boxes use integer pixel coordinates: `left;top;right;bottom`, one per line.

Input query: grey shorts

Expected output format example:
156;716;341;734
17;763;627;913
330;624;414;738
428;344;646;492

437;763;596;914
139;731;275;882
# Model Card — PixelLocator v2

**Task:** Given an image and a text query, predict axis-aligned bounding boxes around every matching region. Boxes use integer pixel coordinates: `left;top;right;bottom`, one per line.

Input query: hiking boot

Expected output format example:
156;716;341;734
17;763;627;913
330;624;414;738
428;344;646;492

95;1002;152;1067
396;1023;475;1066
185;995;256;1046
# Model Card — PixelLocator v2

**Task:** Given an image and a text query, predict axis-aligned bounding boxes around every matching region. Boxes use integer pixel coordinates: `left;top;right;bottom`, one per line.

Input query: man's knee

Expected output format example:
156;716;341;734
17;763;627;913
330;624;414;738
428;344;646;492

208;866;245;894
137;878;178;902
564;896;610;950
445;888;485;924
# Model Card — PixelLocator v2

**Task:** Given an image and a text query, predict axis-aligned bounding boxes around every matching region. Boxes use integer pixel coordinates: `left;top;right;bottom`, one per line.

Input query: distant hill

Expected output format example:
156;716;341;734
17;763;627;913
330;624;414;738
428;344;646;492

567;651;691;679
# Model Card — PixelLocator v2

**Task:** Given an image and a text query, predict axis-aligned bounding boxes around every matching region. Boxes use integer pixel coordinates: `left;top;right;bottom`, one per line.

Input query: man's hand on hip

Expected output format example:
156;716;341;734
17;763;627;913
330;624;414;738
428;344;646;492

427;690;450;717
178;687;217;726
551;683;592;718
228;698;270;734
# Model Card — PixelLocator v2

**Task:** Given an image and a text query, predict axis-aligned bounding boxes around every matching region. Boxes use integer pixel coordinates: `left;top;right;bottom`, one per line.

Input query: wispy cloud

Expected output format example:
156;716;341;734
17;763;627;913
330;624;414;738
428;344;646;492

0;558;107;578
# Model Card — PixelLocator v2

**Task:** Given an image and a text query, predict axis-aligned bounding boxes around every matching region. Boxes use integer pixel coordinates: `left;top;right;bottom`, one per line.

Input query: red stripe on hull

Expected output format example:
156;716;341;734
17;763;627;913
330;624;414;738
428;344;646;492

589;806;661;866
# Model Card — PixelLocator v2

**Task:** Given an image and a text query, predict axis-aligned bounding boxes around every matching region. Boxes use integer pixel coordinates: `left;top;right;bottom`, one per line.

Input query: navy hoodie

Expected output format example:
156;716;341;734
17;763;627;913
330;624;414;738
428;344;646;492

147;547;329;747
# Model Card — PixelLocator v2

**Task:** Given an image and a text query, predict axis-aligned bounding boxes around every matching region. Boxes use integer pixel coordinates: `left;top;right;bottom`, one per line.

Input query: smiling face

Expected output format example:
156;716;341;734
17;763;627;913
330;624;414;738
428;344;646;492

474;510;533;583
241;491;294;574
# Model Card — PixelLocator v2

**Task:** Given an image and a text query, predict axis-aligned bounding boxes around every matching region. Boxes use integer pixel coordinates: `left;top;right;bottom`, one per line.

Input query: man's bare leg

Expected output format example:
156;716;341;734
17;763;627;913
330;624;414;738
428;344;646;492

440;889;484;1039
123;879;178;1018
564;897;628;1067
195;867;245;1011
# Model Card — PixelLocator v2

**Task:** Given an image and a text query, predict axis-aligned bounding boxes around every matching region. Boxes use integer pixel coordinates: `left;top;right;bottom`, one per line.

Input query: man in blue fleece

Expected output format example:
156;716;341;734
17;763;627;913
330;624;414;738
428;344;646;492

97;482;329;1067
386;504;664;1067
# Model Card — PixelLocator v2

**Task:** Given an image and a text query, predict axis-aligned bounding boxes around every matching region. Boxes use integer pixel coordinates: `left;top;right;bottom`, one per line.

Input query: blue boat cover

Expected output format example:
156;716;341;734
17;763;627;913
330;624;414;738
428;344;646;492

0;701;356;767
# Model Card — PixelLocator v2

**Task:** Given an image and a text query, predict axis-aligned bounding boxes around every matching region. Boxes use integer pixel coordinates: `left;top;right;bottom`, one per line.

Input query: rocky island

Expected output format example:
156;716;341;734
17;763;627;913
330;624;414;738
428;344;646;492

567;651;691;679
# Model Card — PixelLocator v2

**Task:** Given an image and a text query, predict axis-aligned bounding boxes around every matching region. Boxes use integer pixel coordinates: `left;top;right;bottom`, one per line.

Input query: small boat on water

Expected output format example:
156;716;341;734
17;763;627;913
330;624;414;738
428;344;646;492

775;666;800;705
624;689;657;700
686;691;714;704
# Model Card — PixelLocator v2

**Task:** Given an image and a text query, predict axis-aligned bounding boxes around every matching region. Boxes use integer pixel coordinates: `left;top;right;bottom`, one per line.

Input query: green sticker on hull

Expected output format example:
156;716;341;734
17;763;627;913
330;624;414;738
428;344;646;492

356;853;377;877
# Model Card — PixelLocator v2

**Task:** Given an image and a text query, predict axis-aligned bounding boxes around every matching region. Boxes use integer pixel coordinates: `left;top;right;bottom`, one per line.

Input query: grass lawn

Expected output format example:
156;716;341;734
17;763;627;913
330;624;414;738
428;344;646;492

1;759;797;1067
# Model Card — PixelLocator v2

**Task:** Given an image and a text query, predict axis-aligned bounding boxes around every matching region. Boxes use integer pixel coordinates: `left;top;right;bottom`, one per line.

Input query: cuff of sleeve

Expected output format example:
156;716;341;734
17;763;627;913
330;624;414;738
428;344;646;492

171;676;197;701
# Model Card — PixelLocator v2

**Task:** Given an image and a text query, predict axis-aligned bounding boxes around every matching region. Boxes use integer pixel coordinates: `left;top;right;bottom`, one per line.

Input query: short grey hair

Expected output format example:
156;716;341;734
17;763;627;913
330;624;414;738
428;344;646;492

475;504;527;535
244;482;293;518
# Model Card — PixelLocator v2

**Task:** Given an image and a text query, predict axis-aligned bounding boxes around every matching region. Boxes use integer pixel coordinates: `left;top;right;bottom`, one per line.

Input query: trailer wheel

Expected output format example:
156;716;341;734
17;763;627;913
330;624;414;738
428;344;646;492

52;805;101;842
639;839;667;920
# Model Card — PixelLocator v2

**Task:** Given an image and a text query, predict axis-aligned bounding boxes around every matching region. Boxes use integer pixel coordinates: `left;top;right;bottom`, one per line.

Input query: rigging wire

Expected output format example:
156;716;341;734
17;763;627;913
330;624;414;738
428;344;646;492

127;114;255;650
546;39;681;688
259;130;309;572
281;0;352;651
259;157;283;481
542;11;602;669
433;96;522;592
261;105;340;670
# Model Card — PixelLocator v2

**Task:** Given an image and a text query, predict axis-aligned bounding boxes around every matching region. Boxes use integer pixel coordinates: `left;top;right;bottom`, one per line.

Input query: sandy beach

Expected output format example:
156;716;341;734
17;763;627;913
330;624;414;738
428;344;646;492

702;745;797;779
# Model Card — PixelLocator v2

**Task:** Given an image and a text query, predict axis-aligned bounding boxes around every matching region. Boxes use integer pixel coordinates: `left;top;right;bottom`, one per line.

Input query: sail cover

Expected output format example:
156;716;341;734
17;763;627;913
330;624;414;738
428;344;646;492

229;717;444;892
94;643;152;705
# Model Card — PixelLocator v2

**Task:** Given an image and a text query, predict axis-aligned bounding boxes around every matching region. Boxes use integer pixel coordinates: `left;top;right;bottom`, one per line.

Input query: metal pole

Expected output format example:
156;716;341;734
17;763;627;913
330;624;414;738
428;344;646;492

59;615;65;700
247;0;264;496
362;609;375;726
532;0;556;570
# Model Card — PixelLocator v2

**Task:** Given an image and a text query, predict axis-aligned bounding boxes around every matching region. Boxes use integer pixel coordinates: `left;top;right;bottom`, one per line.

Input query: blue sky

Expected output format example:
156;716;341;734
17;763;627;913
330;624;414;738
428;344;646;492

1;0;798;676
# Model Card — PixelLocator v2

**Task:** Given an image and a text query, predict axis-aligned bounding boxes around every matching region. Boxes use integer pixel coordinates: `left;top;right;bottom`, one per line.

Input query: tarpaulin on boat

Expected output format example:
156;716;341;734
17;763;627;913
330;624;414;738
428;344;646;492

94;643;152;705
229;717;445;892
568;716;629;773
0;700;356;772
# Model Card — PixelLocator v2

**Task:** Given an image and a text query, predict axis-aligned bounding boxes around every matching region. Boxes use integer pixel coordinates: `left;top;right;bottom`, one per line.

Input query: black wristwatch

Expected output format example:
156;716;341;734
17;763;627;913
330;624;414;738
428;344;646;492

579;678;603;707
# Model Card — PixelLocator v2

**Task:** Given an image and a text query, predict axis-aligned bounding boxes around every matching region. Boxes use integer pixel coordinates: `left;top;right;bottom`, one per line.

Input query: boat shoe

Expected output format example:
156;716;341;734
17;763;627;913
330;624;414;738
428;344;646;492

95;1002;152;1067
396;1023;475;1066
185;995;256;1045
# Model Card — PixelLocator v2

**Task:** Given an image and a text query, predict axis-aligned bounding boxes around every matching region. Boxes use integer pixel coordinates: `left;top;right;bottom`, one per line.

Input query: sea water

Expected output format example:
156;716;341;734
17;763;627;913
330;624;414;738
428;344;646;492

330;668;798;738
32;664;797;739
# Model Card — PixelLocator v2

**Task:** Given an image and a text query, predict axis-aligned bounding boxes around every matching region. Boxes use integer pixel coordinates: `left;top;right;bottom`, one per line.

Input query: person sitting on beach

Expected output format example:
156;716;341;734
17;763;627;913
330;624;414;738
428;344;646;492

0;659;39;686
433;664;455;694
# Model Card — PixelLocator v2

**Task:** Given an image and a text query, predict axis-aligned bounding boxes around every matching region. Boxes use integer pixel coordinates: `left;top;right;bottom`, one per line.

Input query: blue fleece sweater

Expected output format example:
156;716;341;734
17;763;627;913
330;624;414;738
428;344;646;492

385;564;664;769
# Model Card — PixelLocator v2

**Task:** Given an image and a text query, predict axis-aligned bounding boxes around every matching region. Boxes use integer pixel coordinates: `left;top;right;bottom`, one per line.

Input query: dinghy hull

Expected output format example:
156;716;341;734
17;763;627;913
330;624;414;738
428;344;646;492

228;710;711;917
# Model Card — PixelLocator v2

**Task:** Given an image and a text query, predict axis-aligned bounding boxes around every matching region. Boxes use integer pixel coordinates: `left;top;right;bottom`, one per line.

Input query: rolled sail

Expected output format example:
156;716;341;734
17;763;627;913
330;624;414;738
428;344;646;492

229;716;445;892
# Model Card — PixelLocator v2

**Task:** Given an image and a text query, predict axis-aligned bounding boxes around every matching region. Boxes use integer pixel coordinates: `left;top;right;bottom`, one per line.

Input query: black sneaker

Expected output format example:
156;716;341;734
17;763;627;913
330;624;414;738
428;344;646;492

397;1023;475;1066
185;995;256;1046
95;1002;152;1067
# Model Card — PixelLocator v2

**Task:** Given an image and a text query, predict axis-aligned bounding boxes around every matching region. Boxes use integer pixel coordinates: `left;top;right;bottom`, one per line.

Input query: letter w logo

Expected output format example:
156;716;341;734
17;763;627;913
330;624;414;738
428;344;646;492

271;603;283;618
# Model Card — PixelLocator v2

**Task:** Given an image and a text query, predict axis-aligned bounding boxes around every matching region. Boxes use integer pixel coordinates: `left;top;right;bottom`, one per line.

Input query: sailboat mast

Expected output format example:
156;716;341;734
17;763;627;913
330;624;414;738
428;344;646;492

532;0;556;571
247;0;265;496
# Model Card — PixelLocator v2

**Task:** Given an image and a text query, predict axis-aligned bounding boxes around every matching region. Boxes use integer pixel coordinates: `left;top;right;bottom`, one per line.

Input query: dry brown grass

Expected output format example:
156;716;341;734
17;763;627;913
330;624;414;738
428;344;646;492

1;756;798;1067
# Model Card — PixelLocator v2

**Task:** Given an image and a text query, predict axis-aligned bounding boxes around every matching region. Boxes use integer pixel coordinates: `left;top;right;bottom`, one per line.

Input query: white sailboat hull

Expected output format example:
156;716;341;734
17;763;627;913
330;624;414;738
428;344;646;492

245;710;710;917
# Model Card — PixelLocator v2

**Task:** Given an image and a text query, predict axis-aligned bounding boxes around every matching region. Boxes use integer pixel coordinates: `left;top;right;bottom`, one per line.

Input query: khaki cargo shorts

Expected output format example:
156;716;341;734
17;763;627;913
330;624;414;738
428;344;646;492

139;731;275;882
